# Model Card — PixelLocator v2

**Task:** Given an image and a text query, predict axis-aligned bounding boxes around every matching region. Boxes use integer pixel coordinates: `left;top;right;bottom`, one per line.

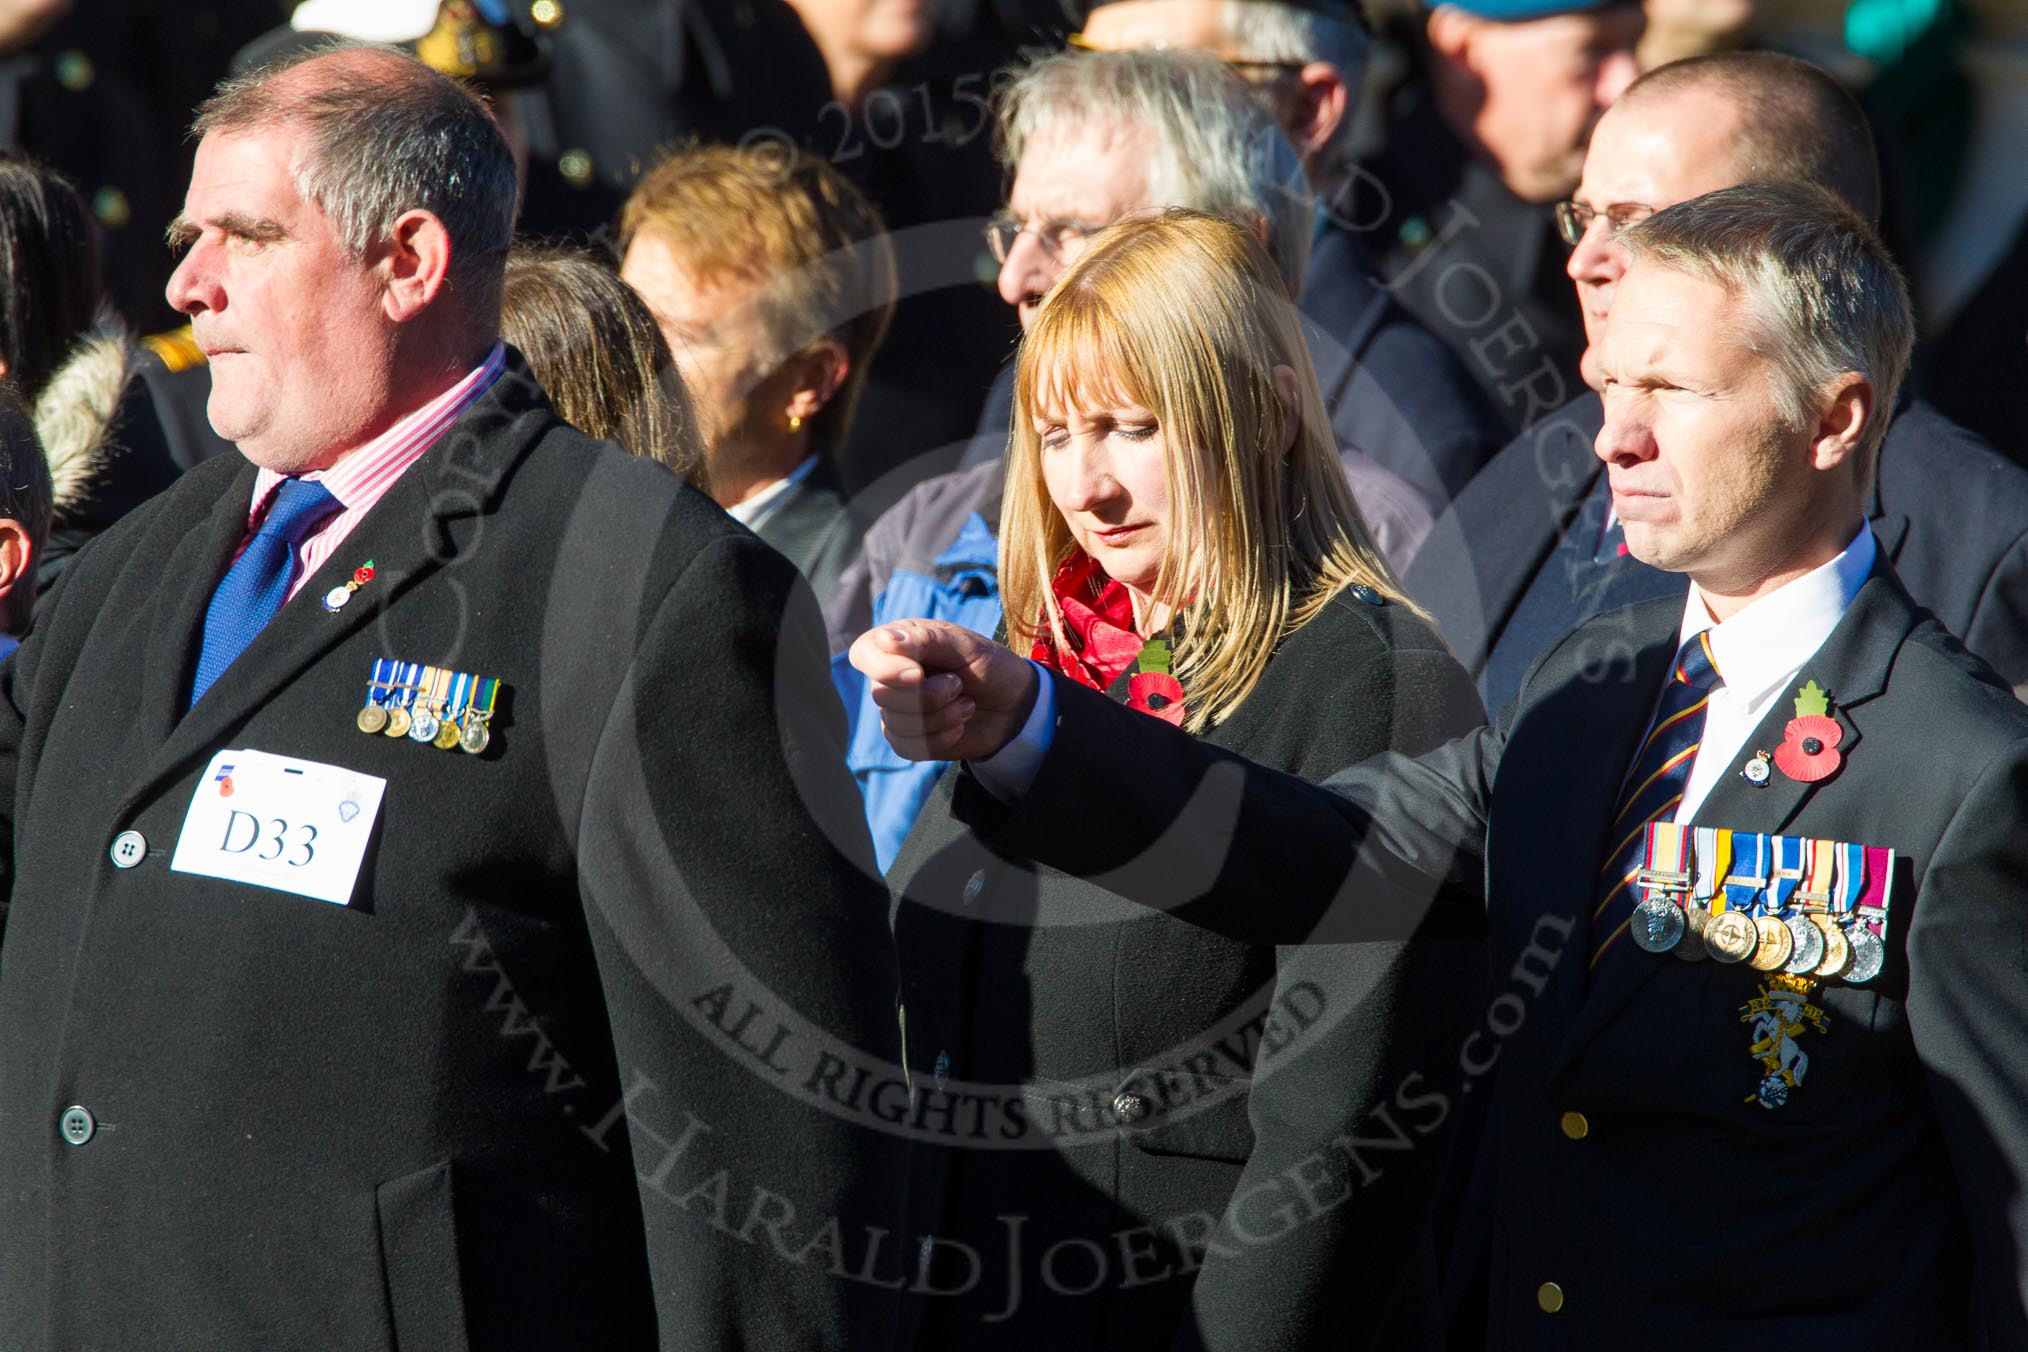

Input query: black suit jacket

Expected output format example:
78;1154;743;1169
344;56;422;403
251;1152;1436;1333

955;561;2028;1348
892;593;1486;1351
0;355;906;1350
1406;390;2028;712
1298;221;1508;507
753;455;866;604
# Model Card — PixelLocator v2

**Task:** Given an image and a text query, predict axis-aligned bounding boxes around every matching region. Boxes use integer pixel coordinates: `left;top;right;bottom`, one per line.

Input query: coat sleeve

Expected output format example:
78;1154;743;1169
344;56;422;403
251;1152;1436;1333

575;531;906;1350
1173;639;1491;1350
1902;735;2028;1346
951;663;1498;947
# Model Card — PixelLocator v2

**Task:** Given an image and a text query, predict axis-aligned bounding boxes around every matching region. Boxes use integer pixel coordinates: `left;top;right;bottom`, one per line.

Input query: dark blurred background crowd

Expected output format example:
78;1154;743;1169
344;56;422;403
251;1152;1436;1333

0;0;2019;495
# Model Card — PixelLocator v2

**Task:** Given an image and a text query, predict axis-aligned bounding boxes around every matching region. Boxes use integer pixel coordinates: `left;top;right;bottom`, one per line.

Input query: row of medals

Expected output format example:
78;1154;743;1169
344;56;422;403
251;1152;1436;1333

1631;891;1884;983
356;690;492;754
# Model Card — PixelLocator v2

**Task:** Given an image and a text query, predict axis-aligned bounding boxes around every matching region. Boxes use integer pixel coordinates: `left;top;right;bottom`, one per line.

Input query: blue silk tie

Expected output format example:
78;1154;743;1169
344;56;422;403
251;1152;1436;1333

1590;631;1723;969
188;478;342;709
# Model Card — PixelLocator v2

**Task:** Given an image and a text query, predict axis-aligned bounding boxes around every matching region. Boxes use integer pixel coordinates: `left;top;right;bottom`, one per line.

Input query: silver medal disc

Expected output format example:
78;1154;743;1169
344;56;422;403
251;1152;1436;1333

1843;925;1885;984
408;711;441;742
1783;913;1825;975
1629;897;1686;953
459;721;491;755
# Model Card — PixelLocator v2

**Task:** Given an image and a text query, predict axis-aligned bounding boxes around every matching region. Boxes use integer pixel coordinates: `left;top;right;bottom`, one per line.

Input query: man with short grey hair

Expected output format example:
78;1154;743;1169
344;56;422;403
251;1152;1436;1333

859;178;2028;1350
0;44;904;1351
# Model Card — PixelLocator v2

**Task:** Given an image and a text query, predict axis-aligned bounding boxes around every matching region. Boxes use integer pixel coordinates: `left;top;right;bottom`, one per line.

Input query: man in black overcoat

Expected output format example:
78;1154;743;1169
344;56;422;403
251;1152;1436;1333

1405;51;2028;712
0;45;905;1351
855;184;2028;1347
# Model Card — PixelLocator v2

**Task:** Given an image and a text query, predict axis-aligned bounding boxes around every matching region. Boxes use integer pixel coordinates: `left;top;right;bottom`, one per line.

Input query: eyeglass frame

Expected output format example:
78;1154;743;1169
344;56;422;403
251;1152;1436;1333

1552;197;1657;248
983;212;1101;265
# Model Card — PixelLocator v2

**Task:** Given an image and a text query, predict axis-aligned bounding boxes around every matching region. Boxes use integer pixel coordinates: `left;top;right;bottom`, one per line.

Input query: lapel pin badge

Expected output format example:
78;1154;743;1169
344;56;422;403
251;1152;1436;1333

1774;680;1843;783
323;559;377;613
1741;750;1772;787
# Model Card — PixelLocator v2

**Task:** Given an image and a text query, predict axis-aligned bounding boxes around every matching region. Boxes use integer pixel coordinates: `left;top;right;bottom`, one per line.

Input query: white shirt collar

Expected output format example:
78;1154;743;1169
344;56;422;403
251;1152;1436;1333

726;454;821;530
1677;520;1876;708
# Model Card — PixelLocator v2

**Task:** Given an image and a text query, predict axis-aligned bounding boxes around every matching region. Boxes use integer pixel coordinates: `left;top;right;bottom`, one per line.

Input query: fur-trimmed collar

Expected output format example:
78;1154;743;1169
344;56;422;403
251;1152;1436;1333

33;322;139;519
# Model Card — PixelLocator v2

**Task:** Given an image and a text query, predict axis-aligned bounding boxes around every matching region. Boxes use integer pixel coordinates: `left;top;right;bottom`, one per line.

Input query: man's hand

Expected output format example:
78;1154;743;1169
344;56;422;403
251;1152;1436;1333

850;620;1039;763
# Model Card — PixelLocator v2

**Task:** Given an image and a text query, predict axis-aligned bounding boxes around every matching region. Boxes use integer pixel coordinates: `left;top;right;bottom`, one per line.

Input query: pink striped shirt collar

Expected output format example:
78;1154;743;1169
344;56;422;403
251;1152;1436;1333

248;341;507;521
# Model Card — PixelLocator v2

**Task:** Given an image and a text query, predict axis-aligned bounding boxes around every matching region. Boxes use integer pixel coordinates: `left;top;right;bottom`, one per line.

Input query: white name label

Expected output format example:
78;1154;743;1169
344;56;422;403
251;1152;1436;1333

170;749;387;906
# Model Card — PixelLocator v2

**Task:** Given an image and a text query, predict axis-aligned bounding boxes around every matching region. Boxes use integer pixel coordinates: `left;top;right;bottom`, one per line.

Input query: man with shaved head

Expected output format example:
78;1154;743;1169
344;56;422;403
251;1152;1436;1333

0;45;903;1351
1405;50;2028;713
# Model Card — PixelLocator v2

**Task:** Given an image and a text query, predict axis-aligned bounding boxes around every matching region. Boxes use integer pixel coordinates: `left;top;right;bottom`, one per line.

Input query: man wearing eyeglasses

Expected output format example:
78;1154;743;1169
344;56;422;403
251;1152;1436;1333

1403;50;2028;713
1066;0;1508;509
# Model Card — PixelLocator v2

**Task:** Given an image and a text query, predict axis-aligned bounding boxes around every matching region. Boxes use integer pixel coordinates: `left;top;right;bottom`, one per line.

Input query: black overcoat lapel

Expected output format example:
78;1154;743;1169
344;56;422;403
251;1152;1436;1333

115;353;553;821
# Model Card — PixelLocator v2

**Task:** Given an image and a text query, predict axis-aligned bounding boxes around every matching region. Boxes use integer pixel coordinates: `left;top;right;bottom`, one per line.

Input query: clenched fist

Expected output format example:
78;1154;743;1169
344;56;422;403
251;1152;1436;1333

849;620;1041;763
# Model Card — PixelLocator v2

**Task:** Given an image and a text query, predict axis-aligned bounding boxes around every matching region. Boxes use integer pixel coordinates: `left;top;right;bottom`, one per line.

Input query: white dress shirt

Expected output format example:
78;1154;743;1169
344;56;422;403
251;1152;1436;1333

1670;520;1875;820
726;454;820;533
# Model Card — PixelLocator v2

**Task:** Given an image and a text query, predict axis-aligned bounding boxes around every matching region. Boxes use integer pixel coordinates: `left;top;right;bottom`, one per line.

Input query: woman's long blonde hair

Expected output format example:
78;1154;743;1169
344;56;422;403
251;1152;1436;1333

1000;210;1413;734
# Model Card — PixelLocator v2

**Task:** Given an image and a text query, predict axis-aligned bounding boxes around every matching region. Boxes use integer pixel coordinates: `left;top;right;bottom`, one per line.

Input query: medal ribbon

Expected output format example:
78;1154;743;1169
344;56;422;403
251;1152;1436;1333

394;662;423;711
429;666;453;714
1800;838;1836;912
1693;826;1730;915
446;670;473;726
469;676;499;724
1641;821;1690;902
1832;841;1865;917
1723;830;1766;916
1857;843;1896;938
1766;834;1805;916
366;657;394;710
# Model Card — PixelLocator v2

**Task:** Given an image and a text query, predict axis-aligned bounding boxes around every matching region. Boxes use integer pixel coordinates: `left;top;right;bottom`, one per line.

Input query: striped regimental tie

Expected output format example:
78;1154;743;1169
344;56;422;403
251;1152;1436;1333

1589;631;1723;969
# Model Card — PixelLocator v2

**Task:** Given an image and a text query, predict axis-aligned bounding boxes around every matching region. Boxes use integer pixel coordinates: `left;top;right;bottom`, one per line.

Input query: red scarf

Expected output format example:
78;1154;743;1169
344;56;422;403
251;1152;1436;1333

1031;551;1146;691
1030;551;1189;726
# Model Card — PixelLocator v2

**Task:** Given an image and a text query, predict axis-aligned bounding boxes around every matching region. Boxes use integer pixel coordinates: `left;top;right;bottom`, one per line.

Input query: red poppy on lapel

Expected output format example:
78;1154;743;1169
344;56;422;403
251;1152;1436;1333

1774;681;1843;782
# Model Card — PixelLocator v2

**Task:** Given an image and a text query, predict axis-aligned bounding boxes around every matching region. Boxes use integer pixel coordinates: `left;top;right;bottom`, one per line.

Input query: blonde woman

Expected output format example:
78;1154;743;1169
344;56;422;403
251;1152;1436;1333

875;211;1487;1350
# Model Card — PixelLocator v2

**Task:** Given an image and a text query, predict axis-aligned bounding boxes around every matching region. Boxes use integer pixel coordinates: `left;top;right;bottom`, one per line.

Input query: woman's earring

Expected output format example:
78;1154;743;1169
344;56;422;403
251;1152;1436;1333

787;413;803;432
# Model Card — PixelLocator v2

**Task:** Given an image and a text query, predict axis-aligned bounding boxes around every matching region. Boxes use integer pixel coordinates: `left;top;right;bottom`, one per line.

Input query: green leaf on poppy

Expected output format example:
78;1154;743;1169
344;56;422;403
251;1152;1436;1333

1793;680;1830;718
1136;637;1172;675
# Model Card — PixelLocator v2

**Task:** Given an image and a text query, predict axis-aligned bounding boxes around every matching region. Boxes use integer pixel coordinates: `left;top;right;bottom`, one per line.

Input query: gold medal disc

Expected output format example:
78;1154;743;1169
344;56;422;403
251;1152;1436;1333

356;706;389;735
1811;915;1852;979
1707;910;1759;964
384;707;413;738
433;721;462;750
1748;916;1794;971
